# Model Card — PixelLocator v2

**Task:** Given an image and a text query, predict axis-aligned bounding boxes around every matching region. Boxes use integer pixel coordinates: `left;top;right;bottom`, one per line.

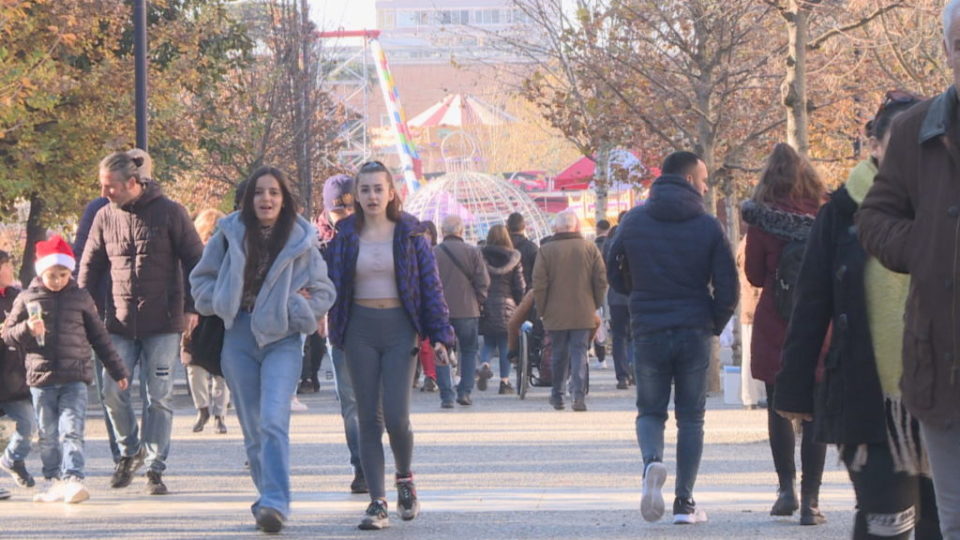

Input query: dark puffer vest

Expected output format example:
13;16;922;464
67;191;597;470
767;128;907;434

479;246;525;336
2;279;128;387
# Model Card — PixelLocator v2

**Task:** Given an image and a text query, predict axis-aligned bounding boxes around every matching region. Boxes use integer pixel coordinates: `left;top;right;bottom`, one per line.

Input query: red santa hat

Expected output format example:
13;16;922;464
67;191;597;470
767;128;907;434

35;235;76;275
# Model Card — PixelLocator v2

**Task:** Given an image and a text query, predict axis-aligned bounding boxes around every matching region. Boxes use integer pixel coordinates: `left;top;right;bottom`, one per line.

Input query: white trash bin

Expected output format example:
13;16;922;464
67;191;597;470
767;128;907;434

723;365;742;405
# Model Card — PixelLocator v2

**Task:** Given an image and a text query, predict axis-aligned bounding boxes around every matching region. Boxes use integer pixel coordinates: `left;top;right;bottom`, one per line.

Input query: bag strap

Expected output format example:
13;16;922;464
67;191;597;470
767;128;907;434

439;243;473;282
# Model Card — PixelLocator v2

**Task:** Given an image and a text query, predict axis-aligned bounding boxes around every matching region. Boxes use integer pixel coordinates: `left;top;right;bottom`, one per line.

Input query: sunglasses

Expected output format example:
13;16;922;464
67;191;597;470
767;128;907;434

359;160;388;172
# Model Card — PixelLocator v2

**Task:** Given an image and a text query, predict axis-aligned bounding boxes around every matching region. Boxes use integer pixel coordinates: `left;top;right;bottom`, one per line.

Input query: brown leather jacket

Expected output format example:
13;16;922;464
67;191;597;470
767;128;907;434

858;85;960;428
78;181;203;338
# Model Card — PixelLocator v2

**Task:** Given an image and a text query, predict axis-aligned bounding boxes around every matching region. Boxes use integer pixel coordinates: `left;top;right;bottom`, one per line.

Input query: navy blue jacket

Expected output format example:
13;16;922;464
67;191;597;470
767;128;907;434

606;175;738;336
74;197;110;315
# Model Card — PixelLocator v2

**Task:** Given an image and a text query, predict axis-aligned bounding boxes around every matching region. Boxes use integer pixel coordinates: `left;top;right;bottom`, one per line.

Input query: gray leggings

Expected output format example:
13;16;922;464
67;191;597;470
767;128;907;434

344;305;419;500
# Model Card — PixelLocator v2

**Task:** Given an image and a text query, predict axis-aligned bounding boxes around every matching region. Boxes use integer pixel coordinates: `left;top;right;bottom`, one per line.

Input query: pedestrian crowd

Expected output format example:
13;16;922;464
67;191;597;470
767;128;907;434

1;4;960;538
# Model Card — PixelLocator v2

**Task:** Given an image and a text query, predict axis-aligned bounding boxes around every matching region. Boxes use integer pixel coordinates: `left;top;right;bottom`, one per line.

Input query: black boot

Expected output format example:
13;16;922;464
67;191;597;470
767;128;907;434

192;407;210;432
770;482;798;516
799;491;826;525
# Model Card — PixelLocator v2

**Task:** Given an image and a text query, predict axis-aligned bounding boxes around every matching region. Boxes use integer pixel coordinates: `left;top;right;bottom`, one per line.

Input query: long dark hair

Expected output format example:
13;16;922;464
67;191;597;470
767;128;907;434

240;166;297;287
353;160;402;231
752;143;824;205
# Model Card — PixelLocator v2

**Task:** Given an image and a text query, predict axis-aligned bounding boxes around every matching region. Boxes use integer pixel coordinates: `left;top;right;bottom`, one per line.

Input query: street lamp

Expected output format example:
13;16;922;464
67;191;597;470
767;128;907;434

134;0;148;150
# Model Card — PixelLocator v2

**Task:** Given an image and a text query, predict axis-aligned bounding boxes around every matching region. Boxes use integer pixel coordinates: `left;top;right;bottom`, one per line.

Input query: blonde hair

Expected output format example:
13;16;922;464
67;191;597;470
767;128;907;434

194;208;225;244
126;148;153;180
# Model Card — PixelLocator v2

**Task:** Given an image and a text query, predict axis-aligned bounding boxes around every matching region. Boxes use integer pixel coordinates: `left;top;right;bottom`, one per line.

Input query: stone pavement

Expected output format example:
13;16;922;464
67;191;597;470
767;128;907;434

1;365;856;539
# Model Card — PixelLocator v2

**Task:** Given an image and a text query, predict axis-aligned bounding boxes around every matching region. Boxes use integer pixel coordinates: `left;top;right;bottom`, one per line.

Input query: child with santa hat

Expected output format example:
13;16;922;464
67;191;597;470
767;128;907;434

1;235;129;503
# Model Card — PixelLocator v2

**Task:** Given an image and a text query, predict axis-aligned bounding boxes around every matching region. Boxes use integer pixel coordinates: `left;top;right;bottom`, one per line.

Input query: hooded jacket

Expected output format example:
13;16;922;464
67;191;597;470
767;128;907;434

606;175;738;336
325;212;455;349
858;86;960;427
2;279;128;387
741;198;820;384
510;233;539;290
190;212;336;348
479;245;525;336
0;286;28;402
78;181;204;338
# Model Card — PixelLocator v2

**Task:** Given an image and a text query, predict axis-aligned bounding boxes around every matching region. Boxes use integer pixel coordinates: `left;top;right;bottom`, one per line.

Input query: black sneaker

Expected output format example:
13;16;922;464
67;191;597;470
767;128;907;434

396;474;420;521
110;447;145;488
498;380;514;394
359;499;390;530
441;400;454;409
255;506;285;533
572;399;587;412
456;393;472;406
616;380;629;390
673;496;708;524
145;470;168;495
476;364;493;391
550;397;565;410
0;458;35;488
350;469;369;494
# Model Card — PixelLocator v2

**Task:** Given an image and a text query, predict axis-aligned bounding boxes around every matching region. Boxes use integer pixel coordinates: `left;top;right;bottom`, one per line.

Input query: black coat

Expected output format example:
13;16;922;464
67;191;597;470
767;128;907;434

606;175;738;336
510;233;538;291
0;287;28;403
479;246;525;336
776;186;887;446
77;182;204;338
2;279;129;387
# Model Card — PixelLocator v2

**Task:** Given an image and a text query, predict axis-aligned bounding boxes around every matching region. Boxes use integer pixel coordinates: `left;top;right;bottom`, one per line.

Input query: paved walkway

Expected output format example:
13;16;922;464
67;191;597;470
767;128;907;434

1;365;855;539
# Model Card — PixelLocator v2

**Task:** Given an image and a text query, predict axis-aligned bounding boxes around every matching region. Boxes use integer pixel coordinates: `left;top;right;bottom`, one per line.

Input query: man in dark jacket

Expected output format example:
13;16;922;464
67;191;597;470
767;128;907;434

435;215;490;407
78;151;203;496
857;8;960;534
607;151;738;525
507;212;539;291
0;250;35;495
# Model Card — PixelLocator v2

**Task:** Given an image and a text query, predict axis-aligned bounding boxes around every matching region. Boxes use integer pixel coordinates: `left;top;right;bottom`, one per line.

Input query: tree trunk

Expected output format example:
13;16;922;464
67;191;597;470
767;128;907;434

724;177;743;367
594;143;612;225
19;193;45;287
782;1;809;155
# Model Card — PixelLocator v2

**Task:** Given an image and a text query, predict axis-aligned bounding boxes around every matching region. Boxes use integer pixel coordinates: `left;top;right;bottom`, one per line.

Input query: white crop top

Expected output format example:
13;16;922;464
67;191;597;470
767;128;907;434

354;239;400;300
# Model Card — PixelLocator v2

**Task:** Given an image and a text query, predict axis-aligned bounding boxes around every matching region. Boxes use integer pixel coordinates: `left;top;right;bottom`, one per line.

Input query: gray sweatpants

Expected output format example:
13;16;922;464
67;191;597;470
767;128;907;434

921;420;960;539
344;305;419;500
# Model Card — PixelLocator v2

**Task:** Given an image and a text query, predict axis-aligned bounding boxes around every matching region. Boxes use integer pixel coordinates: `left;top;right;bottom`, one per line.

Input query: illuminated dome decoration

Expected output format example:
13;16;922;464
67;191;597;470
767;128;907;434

405;171;552;245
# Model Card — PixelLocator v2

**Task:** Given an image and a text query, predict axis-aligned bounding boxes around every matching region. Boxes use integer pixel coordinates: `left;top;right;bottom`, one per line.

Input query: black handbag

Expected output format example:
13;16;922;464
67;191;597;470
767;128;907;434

188;315;225;377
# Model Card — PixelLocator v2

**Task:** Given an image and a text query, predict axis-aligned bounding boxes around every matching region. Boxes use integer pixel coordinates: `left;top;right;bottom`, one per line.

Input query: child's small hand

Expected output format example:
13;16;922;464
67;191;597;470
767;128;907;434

297;288;311;299
28;319;45;338
116;378;129;391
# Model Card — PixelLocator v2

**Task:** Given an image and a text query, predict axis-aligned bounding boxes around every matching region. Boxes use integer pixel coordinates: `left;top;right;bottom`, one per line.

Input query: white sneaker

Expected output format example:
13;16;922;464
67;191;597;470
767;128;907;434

290;396;308;412
61;477;89;504
640;462;667;522
595;360;608;370
33;479;65;503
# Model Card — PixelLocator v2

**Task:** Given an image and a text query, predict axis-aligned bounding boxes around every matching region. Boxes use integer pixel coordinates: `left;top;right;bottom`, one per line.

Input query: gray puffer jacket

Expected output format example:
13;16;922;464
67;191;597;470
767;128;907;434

479;246;525;336
2;279;128;387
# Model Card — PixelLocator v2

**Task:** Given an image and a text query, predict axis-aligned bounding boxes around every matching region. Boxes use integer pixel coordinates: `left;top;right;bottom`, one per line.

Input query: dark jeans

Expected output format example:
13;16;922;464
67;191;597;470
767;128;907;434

610;304;632;382
549;329;591;403
301;333;326;383
633;327;711;501
842;443;941;539
765;383;826;497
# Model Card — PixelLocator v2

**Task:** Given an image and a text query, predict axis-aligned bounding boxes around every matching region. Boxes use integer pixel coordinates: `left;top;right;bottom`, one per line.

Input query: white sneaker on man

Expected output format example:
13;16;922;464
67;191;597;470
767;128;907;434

290;396;308;412
33;479;65;503
640;461;667;522
673;497;708;524
61;477;89;504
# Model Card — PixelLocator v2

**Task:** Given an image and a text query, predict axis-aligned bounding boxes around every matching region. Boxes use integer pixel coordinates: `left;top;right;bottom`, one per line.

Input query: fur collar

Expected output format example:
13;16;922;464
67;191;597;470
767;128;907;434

740;200;816;242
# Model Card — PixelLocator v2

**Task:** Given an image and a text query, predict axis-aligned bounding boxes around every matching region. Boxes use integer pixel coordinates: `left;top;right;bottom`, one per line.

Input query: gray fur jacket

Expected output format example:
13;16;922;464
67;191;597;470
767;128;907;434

190;212;337;348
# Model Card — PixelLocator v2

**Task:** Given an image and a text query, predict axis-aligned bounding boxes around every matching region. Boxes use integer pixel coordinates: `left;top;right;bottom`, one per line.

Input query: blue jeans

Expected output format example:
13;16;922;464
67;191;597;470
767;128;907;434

331;346;361;471
921;420;960;538
481;333;511;379
451;318;479;397
549;329;591;402
102;333;180;472
633;327;711;501
610;304;633;382
92;352;121;463
222;312;302;517
0;399;35;465
31;382;87;480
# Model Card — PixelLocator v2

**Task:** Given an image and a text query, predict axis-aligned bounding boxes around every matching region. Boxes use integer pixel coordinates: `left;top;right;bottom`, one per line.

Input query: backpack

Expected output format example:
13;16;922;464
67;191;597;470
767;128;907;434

774;239;806;321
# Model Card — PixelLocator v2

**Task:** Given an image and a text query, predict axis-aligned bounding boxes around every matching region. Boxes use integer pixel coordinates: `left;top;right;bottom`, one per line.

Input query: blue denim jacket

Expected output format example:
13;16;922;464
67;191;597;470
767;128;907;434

325;212;455;349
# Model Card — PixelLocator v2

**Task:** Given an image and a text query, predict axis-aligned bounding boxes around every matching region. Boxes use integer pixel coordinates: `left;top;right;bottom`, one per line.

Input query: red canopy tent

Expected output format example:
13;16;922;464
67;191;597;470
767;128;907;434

553;153;659;191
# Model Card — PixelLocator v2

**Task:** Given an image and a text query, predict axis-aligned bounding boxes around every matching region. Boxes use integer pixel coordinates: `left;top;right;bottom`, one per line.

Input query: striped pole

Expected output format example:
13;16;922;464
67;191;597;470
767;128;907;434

369;38;420;193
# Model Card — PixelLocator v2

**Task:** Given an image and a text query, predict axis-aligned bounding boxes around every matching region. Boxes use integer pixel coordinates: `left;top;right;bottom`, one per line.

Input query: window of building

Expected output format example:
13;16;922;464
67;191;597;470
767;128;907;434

396;10;417;27
379;10;396;29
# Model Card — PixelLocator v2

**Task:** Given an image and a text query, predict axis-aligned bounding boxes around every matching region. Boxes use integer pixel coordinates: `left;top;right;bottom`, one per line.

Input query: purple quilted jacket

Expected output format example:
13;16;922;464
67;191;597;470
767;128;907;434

325;212;455;349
